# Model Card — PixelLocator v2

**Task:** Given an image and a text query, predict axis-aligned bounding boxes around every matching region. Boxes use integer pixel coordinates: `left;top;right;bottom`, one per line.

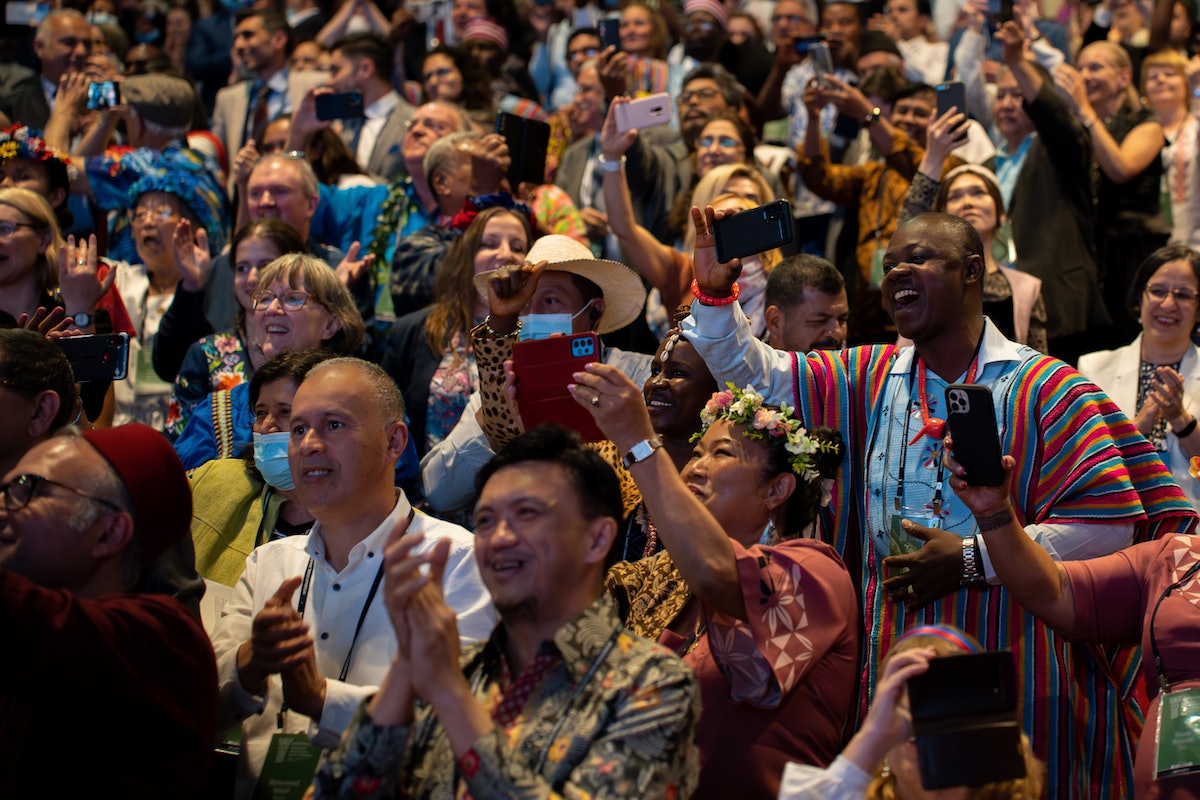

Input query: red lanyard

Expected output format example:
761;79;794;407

909;355;979;446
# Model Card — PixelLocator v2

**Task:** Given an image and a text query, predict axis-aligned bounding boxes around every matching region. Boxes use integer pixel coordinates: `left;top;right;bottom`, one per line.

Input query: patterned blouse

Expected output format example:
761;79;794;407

313;595;700;800
166;329;252;439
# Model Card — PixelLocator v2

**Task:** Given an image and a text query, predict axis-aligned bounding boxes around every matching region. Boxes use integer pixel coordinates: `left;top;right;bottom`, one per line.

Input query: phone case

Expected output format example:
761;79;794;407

315;92;365;121
598;18;621;51
713;199;794;264
57;333;130;383
512;334;604;442
945;383;1005;486
936;81;968;119
615;93;672;134
908;652;1025;790
792;35;825;55
809;42;833;77
495;112;551;187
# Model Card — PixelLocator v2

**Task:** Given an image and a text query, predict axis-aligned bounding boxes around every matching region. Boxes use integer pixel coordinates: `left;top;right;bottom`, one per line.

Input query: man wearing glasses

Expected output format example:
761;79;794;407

0;422;218;797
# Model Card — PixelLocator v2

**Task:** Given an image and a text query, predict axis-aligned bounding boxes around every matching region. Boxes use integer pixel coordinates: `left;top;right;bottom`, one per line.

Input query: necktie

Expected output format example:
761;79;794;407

249;81;270;144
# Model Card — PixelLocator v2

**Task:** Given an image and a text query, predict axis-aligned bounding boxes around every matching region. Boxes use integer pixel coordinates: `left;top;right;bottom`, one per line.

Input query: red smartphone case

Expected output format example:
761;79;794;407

512;334;604;442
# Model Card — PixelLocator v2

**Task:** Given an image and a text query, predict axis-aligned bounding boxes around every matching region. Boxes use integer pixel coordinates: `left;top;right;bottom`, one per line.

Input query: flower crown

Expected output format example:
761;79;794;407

0;124;68;164
692;383;840;482
449;192;537;233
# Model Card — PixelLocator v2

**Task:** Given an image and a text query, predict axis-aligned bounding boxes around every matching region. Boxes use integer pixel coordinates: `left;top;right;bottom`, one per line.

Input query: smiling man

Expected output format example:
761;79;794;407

313;424;700;799
684;209;1198;800
209;357;493;799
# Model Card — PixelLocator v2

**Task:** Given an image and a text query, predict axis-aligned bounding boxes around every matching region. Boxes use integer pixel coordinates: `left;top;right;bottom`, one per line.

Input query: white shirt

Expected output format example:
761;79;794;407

778;756;873;799
356;90;401;169
210;492;496;798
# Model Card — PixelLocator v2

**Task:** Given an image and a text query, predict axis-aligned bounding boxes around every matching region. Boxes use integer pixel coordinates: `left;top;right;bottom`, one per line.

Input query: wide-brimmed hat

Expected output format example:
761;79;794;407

473;234;647;334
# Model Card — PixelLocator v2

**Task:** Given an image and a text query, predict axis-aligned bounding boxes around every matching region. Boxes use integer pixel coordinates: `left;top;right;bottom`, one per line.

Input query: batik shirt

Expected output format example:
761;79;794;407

313;595;700;800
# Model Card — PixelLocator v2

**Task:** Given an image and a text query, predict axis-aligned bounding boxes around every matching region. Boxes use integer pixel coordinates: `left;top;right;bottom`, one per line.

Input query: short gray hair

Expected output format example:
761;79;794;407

307;357;406;427
36;8;87;45
252;153;320;200
423;130;477;182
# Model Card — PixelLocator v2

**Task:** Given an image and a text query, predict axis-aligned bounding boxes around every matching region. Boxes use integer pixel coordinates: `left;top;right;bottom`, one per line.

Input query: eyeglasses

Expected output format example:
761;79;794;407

1145;284;1199;305
569;46;599;60
771;13;810;24
685;17;716;31
422;66;455;82
404;116;455;135
0;221;45;240
697;135;742;150
132;206;179;223
0;473;122;514
679;87;720;104
253;289;318;311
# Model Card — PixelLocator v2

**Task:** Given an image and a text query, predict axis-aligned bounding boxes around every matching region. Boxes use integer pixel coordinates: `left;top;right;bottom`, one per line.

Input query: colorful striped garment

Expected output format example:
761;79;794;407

788;341;1197;799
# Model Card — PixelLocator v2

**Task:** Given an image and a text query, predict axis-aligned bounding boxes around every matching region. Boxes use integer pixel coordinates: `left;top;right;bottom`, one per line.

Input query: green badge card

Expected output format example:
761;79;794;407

1156;686;1200;779
254;733;323;800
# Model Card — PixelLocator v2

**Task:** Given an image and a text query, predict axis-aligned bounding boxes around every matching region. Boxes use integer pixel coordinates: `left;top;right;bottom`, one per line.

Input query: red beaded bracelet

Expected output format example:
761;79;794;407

691;279;740;306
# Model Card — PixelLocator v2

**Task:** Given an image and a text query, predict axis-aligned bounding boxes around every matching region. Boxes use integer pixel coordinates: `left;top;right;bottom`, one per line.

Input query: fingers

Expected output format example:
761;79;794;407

267;574;304;608
425;537;451;590
97;261;117;294
195;227;209;255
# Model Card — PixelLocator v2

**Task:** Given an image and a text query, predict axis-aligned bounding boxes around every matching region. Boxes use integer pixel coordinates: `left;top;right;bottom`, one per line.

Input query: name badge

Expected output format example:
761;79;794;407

1156;685;1200;779
254;732;323;800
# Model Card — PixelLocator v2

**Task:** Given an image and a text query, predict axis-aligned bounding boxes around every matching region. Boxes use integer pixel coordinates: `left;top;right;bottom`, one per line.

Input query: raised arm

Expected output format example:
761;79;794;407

599;99;685;304
1054;64;1165;184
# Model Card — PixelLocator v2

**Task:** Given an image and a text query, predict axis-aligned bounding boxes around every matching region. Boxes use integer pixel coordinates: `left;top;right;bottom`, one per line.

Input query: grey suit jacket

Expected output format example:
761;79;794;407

359;98;414;182
210;69;327;184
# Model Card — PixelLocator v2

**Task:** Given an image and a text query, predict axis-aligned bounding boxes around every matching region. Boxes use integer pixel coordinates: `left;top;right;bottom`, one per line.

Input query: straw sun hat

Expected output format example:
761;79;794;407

473;234;647;334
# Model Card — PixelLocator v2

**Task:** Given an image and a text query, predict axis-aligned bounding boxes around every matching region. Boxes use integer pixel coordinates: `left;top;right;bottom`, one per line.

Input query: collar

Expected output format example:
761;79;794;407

305;489;413;569
486;594;623;682
364;90;401;120
890;317;1024;377
263;68;290;94
286;6;321;26
995;130;1036;160
41;74;57;100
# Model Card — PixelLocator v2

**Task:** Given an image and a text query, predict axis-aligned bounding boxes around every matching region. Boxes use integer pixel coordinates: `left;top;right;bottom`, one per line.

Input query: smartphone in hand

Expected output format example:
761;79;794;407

315;91;365;121
712;199;794;264
57;333;130;382
86;81;120;111
615;92;671;134
512;334;604;442
945;383;1005;486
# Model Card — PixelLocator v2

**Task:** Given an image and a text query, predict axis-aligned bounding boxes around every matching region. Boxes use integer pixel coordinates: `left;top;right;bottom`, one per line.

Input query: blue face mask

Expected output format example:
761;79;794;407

219;0;256;12
518;300;597;341
134;28;163;44
253;431;295;491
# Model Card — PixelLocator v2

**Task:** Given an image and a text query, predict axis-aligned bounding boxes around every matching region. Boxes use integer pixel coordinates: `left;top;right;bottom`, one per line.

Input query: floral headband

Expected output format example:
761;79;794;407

0;124;68;165
692;382;840;482
449;192;537;233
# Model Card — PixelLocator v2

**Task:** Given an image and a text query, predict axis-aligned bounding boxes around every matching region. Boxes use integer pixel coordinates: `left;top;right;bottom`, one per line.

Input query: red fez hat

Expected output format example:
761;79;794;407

81;423;192;571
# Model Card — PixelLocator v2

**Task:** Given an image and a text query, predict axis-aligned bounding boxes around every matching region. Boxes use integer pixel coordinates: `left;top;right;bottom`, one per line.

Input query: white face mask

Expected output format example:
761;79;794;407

253;431;295;490
518;299;598;341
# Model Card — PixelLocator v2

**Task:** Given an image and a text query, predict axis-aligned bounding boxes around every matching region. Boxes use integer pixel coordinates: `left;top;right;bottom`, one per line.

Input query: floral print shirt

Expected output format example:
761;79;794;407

313;595;700;800
166;329;252;439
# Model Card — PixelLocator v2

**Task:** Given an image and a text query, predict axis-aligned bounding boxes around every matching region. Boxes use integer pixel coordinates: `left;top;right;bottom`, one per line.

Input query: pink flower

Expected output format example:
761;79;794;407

712;390;734;409
754;408;782;432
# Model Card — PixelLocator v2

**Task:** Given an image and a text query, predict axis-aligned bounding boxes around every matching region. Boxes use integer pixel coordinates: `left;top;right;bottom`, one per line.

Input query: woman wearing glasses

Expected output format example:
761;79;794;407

1078;246;1200;509
173;252;365;470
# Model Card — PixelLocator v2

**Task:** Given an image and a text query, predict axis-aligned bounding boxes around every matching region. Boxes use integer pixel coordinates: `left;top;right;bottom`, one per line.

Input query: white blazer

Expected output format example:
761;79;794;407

1078;334;1200;511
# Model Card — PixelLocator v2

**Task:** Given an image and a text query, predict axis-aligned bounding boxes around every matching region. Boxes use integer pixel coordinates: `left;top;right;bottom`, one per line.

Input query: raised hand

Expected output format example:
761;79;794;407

173;219;212;292
600;97;638;159
58;234;116;321
486;260;549;328
235;576;312;695
690;205;742;298
334;241;373;288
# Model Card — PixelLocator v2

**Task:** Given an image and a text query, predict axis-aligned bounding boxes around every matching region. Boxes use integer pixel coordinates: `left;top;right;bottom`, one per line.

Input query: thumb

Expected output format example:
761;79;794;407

345;240;361;261
269;575;304;607
899;519;937;541
426;537;452;593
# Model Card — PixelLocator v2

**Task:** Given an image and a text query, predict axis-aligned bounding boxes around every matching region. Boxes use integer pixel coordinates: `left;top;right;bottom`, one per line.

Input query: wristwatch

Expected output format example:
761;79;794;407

622;435;663;468
863;106;882;126
71;311;93;328
598;153;626;172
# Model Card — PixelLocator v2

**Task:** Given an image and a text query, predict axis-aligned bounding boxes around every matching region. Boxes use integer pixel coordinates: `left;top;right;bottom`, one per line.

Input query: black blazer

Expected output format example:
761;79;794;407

1007;81;1108;340
0;77;50;130
381;308;441;457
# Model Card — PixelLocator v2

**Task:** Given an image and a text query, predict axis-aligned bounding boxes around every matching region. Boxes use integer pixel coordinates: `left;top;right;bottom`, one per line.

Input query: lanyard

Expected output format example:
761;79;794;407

1148;556;1200;692
295;508;414;683
894;345;981;515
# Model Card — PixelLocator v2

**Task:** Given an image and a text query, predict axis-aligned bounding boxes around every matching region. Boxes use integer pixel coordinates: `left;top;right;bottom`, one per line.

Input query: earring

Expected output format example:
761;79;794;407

759;519;776;546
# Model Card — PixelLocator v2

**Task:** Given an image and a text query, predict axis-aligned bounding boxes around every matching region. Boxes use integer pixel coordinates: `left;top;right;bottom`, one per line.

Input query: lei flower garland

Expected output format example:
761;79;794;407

692;382;840;482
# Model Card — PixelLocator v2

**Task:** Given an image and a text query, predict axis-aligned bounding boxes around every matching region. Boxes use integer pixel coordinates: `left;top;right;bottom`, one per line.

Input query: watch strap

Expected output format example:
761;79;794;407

622;435;663;469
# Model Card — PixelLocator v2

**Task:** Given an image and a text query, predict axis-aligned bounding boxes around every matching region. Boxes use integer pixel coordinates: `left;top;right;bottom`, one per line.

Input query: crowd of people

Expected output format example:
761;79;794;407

2;0;1200;797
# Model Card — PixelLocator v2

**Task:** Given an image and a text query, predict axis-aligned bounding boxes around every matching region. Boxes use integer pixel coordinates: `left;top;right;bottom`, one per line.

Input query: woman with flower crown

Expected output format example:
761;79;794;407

569;365;858;800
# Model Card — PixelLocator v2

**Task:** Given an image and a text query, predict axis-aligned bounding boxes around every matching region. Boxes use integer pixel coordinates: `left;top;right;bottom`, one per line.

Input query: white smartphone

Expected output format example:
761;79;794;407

615;92;672;134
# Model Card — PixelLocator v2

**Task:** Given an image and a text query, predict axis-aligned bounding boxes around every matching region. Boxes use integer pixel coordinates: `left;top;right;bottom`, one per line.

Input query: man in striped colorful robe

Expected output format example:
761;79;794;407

683;211;1198;798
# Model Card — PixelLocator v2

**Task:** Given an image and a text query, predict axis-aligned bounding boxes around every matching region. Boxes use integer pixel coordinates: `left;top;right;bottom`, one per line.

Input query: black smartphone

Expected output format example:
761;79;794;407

907;652;1025;790
712;199;794;263
792;34;826;55
598;18;622;51
936;80;968;120
945;383;1005;486
57;333;130;382
495;111;551;187
512;334;604;442
315;91;365;121
809;41;834;80
86;81;120;111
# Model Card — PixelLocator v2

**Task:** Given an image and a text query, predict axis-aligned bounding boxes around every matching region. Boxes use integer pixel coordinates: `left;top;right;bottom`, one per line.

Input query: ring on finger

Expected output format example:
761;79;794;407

907;584;917;599
590;395;600;407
